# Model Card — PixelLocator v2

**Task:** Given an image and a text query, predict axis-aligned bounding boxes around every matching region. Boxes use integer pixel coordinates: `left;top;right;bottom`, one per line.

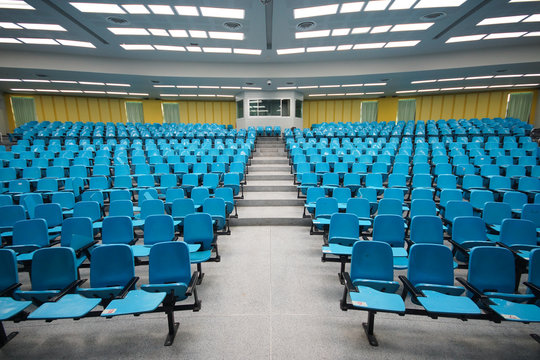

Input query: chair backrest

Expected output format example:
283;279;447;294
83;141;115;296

60;216;94;251
81;190;104;207
109;189;132;202
165;188;185;203
445;200;473;222
377;198;402;216
306;187;325;204
328;213;359;245
346;197;370;218
350;241;394;282
0;249;19;290
73;201;101;222
12;218;49;247
502;191;528;211
410;215;443;244
436;174;457;189
138;188;159;202
102;216;134;245
358;187;377;203
109;200;135;217
469;190;494;210
34;203;63;227
137;174;155;187
191;187;210;207
529;248;540;292
332;187;351;203
144;214;175;246
172;198;196;218
468;246;515;294
139;199;164;220
439;189;463;207
499;218;537;247
373;214;405;248
410;188;433;201
51;192;75;210
31;247;77;291
183;213;214;250
521;204;540;227
452;216;486;244
410;199;436;218
148;242;191;287
315;197;338;218
482;201;511;226
408;243;455;287
203;197;226;218
89;244;135;288
0;205;26;227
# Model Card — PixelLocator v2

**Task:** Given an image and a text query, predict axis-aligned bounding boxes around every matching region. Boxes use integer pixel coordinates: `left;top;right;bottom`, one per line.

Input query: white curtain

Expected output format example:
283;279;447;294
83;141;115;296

11;97;37;127
125;101;144;123
163;103;180;123
361;101;378;123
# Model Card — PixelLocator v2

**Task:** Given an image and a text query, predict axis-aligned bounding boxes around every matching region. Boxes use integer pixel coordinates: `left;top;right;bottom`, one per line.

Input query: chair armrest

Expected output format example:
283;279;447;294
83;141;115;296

399;275;424;298
342;272;357;293
75;240;98;258
115;276;139;299
0;283;22;297
523;281;540;298
186;271;199;296
495;242;519;255
447;239;470;260
49;279;87;302
456;277;490;303
47;239;61;247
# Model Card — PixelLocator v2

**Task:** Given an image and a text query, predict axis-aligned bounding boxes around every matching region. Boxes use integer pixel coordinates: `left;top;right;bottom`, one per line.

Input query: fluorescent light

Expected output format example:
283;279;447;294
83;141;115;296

221;86;241;89
346;93;364;95
169;30;188;38
440;87;463;91
160;94;178;97
340;2;365;13
83;90;105;94
351;27;371;34
177;85;198;89
19;23;66;32
328;93;345;96
216;95;234;98
525;74;540;77
295;30;331;39
121;4;149;14
524;31;540;36
35;89;58;93
415;0;466;8
371;25;391;33
148;29;169;37
353;42;385;49
307;46;336;52
179;94;197;97
277;47;305;55
175;6;199;16
465;76;493;80
412;80;436;84
242;87;262;90
107;91;127;95
337;44;353;50
294;4;339;18
129;93;148;96
60;90;83;93
0;38;21;43
342;84;363;87
495;74;523;78
154;45;185;51
514;83;540;87
51;80;77;84
385;40;420;47
332;28;351;36
120;44;154;50
79;81;104;85
418;88;439;92
148;5;174;15
438;77;464;82
153;85;175;88
106;83;130;87
364;0;390;11
189;30;207;38
396;90;417;93
70;2;125;14
57;39;95;48
489;85;514;88
484;32;526;39
446;34;486;43
199;86;219;89
18;38;59;45
0;1;34;10
200;6;245;19
186;46;202;52
365;83;386;86
11;88;34;91
477;15;527;26
464;86;488;89
298;86;318;89
198;94;216;97
391;23;434;32
389;0;416;10
202;47;231;53
233;48;262;55
309;94;327;97
320;85;340;88
0;78;20;82
523;14;540;22
209;31;244;40
277;87;297;90
0;22;22;29
22;79;49;83
108;28;149;35
510;0;540;2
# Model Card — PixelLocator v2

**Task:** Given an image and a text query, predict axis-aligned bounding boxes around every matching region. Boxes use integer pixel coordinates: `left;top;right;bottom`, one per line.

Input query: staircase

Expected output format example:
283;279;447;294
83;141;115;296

229;136;311;226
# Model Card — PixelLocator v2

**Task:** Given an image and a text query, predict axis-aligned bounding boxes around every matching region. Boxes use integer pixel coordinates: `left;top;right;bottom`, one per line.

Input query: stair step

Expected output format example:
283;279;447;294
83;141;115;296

244;184;297;192
248;165;291;172
247;174;293;181
242;191;299;200
238;199;304;206
230;206;310;226
251;158;289;164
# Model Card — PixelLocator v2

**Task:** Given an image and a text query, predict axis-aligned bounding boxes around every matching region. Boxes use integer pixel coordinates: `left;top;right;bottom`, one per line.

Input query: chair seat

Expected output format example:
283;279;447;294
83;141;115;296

485;292;535;303
101;289;166;317
28;294;101;319
0;297;32;320
131;243;200;257
350;286;405;313
417;290;482;315
141;283;188;301
16;251;36;262
322;243;352;255
78;286;124;299
393;256;408;269
189;249;212;263
352;279;400;293
329;236;360;247
14;289;60;303
489;298;540;322
392;247;408;257
415;284;465;296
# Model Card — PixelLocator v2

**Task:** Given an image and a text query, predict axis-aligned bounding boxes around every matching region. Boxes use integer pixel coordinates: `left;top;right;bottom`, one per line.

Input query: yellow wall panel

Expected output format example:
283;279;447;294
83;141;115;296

453;94;466;119
204;102;214;124
351;100;361;122
213;102;222;125
441;95;455;120
76;97;90;123
419;96;432;120
222;102;231;127
343;100;352;124
195;102;205;123
98;99;111;123
108;99;125;123
430;95;443;120
187;102;197;123
476;93;490;118
325;101;335;123
87;98;100;122
377;98;398;122
52;96;67;122
142;100;161;124
334;100;343;123
40;96;55;121
178;102;189;124
317;101;326;124
463;93;479;119
64;97;79;123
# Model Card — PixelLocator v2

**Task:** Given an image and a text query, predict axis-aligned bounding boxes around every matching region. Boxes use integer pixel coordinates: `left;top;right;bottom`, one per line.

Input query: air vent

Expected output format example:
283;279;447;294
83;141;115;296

286;82;294;85
106;16;129;25
420;12;446;21
245;82;254;86
223;21;243;30
36;74;48;78
297;21;316;31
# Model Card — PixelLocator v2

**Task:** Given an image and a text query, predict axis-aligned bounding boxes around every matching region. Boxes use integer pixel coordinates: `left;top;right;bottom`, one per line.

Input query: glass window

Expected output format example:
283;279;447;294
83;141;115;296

125;101;144;123
295;100;303;118
10;97;37;127
162;103;180;123
281;99;290;117
506;92;533;123
248;99;291;116
236;100;244;118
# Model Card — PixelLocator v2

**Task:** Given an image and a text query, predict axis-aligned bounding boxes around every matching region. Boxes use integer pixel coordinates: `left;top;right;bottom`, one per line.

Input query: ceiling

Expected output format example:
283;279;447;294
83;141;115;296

0;0;539;100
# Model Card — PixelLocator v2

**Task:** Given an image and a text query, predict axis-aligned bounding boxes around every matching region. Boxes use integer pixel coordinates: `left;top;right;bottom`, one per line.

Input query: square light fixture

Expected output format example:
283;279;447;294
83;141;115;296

148;29;169;37
353;42;385;49
523;14;540;22
189;30;208;38
295;30;331;39
294;4;339;19
57;39;95;48
340;2;365;13
446;34;486;43
186;46;202;52
108;28;149;35
121;4;149;14
477;15;528;26
331;28;351;36
351;27;371;34
148;5;174;15
389;0;416;10
18;38;59;45
337;44;353;50
364;0;390;11
209;31;244;40
169;30;188;38
175;6;199;16
70;2;125;13
154;45;186;51
391;23;434;32
277;47;305;55
371;25;391;33
200;6;245;19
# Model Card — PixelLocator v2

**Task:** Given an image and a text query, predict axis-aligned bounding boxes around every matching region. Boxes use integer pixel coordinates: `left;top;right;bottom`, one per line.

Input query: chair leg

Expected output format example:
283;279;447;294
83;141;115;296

0;322;18;349
164;306;179;346
362;311;379;347
196;263;204;285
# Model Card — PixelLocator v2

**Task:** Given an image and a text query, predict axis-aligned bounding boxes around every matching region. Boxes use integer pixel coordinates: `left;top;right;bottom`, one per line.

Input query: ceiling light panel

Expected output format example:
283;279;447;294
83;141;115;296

277;47;305;55
22;79;49;83
494;74;523;78
332;28;351;36
342;84;363;87
0;38;21;43
51;80;77;84
523;14;540;22
371;25;391;33
337;44;353;50
18;38;59;45
464;86;488;89
0;78;20;81
108;28;149;35
484;32;526;39
200;7;245;19
320;85;340;88
106;83;129;87
391;23;434;32
209;31;244;40
154;45;185;51
353;42;386;49
129;93;148;96
446;34;486;43
70;2;125;14
524;31;540;36
514;83;540;86
440;87;463;91
412;80;436;84
0;22;22;29
79;81;104;85
153;85;175;88
221;86;241;89
307;46;336;52
389;0;416;10
385;40;420;47
202;47;232;53
148;29;168;36
233;48;262;55
352;27;371;34
169;30;188;38
188;30;207;38
415;0;467;8
177;85;197;88
60;90;83;93
365;83;387;86
121;4;149;14
148;5;174;15
120;44;154;50
84;90;105;94
175;6;199;16
364;1;390;11
186;46;202;52
0;1;34;10
438;77;464;81
465;76;493;80
57;39;95;48
294;4;339;18
295;30;331;39
396;90;417;93
477;15;528;26
340;2;365;13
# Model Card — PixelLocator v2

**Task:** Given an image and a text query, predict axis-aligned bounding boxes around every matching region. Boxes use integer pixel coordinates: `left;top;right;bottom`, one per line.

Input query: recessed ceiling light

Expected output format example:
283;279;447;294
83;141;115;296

525;73;540;77
494;74;523;78
351;27;371;34
129;93;148;96
221;86;241;89
79;81;104;85
337;44;353;50
242;87;262;90
120;44;154;50
0;1;34;10
22;79;49;83
391;23;434;32
307;46;336;52
148;5;174;15
186;46;202;52
396;90;417;93
233;48;262;55
0;22;22;29
35;89;59;93
389;0;416;10
189;30;208;38
320;85;340;88
438;77;464;82
524;31;540;36
108;27;149;35
353;42;385;49
121;4;149;14
70;2;125;14
342;84;363;87
328;93;345;96
106;83;130;87
83;90;105;94
484;32;526;39
11;88;34;91
477;15;528;26
365;83;387;86
199;86;219;89
277;86;297;90
294;4;339;18
153;85;175;88
298;86;318;89
514;83;540;87
202;47;231;53
0;38;21;43
489;85;514;88
160;94;178;97
0;78;20;82
415;0;466;8
209;31;244;40
18;38;59;45
200;6;245;19
216;95;234;98
198;94;216;97
440;87;463;91
418;88;439;92
464;86;488;89
340;2;365;13
331;28;351;36
295;30;331;39
148;29;169;37
177;85;198;89
446;34;486;43
179;94;197;97
169;30;188;38
60;89;83;93
385;40;420;47
107;91;127;95
277;47;305;55
523;14;540;22
51;80;77;84
346;92;364;96
154;45;185;51
309;94;327;97
365;0;390;11
175;6;199;16
465;76;493;80
57;39;95;48
412;80;436;84
371;25;391;33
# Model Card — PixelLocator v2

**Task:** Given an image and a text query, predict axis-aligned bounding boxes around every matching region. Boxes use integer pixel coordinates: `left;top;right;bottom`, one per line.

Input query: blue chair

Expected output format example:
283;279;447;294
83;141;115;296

51;192;75;215
60;216;96;268
183;213;218;283
190;187;209;211
469;190;494;215
377;198;403;217
101;216;135;245
109;200;135;218
373;214;407;266
311;197;338;235
333;187;352;210
0;205;26;236
343;173;362;196
6;218;50;261
409;215;443;247
214;187;237;218
223;172;243;198
521;204;540;231
502;191;528;215
482;201;512;238
203;197;229;235
499;219;538;261
297;172;318;197
328;213;359;247
73;201;102;224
